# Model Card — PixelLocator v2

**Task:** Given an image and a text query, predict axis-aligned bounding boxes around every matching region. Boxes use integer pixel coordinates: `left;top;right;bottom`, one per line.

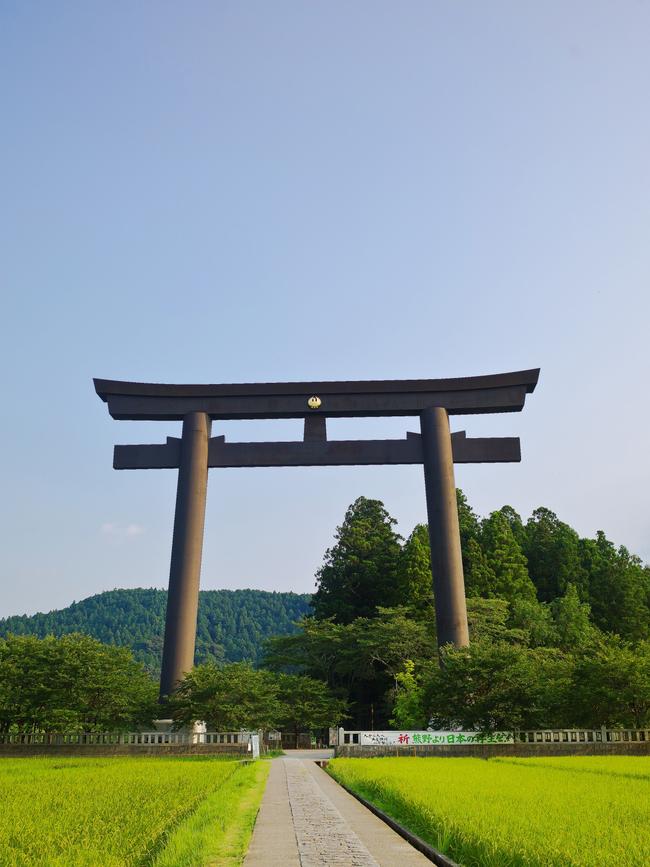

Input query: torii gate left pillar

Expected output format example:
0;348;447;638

159;412;211;699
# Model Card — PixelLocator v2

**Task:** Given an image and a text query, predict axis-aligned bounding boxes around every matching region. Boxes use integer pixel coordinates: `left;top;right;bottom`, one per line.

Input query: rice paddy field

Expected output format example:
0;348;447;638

328;755;650;867
0;755;269;866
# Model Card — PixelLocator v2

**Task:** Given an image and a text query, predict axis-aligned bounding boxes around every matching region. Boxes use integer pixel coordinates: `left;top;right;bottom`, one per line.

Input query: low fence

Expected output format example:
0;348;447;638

518;728;649;744
0;730;253;746
336;727;650;758
339;727;650;746
0;730;258;757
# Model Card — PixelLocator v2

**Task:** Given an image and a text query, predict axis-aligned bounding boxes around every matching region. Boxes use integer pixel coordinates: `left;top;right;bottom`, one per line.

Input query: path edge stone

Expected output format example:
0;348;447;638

321;767;460;867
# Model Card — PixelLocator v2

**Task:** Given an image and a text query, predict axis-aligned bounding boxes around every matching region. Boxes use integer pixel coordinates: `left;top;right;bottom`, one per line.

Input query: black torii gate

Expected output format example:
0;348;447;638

94;368;539;699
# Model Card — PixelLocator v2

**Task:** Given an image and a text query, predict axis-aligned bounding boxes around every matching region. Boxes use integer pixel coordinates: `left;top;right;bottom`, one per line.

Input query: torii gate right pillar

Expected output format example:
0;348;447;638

420;406;470;649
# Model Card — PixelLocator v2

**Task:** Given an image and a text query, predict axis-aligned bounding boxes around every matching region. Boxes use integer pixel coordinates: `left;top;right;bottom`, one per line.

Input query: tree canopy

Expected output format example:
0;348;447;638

0;634;158;733
168;662;347;733
270;491;650;730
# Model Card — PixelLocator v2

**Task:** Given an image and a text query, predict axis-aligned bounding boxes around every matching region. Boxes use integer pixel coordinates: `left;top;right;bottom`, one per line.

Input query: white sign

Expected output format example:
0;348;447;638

354;730;514;746
250;734;260;758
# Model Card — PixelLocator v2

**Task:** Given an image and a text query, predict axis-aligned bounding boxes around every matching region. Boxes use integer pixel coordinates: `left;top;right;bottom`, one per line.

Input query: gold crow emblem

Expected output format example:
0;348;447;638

307;396;322;409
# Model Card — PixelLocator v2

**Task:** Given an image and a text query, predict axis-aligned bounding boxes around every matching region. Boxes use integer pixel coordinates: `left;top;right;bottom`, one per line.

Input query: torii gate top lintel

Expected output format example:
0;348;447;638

94;368;540;421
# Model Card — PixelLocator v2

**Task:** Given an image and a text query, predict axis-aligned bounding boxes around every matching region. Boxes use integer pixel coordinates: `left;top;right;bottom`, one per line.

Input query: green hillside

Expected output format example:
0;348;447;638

0;588;312;675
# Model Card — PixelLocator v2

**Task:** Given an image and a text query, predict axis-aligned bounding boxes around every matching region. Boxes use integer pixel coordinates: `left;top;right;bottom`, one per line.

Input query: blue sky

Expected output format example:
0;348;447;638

1;1;648;617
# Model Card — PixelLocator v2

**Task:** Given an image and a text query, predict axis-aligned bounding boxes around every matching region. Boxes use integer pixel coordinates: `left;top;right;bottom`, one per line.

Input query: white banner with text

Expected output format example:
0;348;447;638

350;730;514;746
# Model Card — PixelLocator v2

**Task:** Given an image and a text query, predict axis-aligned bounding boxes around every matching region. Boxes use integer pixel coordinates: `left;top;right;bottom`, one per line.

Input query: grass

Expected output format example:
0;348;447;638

0;755;269;866
152;759;269;867
328;755;650;867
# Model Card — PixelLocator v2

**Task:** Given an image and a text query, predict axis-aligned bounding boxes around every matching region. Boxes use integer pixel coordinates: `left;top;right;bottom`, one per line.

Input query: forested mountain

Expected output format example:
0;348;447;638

0;588;312;675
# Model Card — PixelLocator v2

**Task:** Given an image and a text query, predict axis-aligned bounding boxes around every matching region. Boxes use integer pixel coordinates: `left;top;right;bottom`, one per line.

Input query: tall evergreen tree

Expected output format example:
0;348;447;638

456;489;481;577
399;524;434;613
312;497;403;623
551;583;595;650
497;505;527;552
463;537;497;598
580;533;650;641
523;507;586;602
481;511;536;603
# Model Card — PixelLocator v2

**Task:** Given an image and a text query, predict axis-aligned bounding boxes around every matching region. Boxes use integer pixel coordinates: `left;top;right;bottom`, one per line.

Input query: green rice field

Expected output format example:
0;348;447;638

0;756;269;866
328;755;650;867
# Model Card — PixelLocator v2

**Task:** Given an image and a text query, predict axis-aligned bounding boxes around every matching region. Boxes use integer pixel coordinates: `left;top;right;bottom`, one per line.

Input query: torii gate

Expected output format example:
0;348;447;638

94;368;539;699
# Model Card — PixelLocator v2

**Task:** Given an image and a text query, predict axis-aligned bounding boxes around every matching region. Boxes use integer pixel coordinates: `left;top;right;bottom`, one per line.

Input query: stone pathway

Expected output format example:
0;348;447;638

285;759;379;866
244;757;430;867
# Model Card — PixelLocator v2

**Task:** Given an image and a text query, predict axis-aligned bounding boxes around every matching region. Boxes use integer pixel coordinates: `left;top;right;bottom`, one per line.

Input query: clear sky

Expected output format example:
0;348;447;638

1;1;648;618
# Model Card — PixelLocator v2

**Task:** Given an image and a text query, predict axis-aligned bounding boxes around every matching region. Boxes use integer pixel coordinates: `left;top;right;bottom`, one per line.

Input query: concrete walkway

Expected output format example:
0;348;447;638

244;756;430;867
